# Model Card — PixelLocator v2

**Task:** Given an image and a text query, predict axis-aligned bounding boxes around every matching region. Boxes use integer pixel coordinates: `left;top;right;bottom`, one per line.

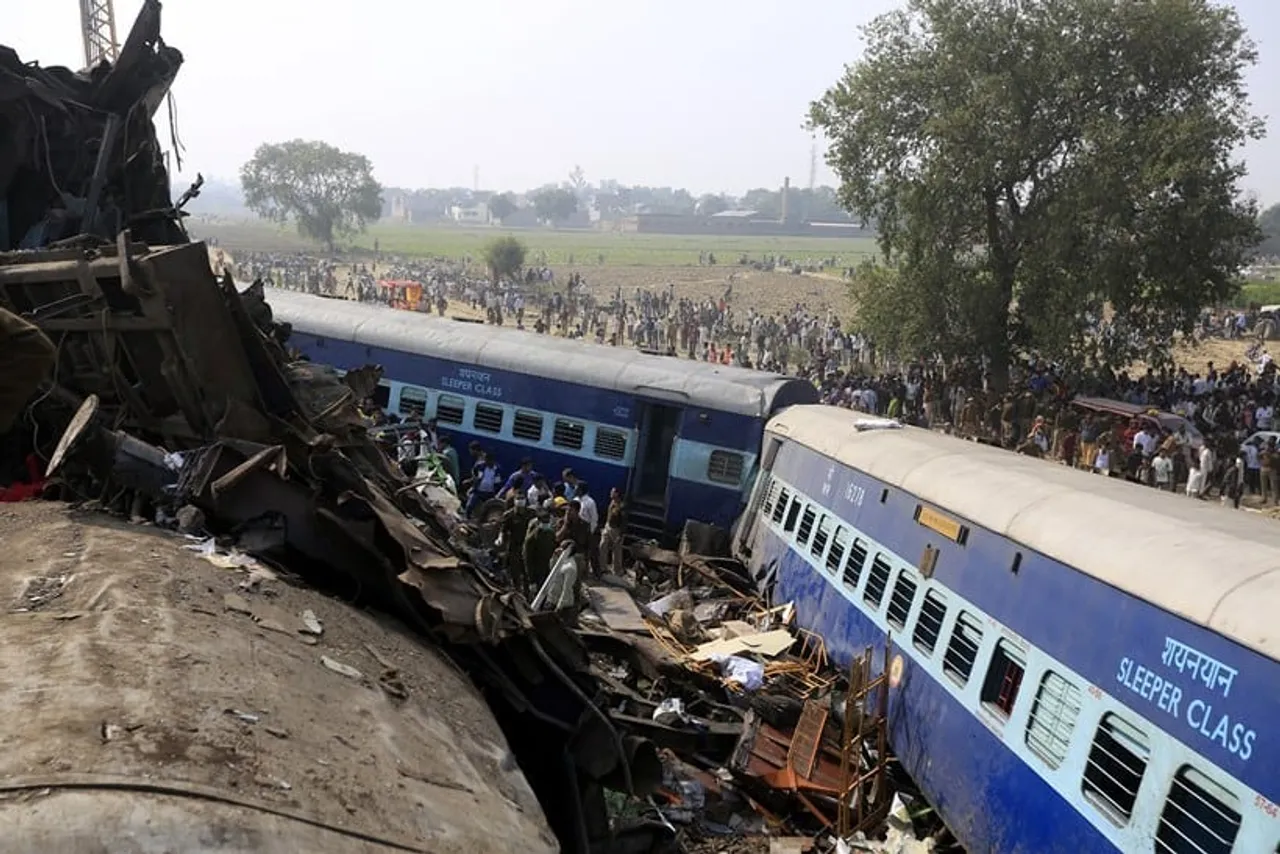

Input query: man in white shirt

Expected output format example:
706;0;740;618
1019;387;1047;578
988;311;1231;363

576;482;601;576
1132;425;1158;458
1256;403;1273;431
1151;448;1174;492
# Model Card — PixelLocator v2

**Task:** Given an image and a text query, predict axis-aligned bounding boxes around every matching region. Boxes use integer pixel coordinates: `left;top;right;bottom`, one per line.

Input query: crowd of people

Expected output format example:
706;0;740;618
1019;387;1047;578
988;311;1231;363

232;249;1280;532
367;414;628;603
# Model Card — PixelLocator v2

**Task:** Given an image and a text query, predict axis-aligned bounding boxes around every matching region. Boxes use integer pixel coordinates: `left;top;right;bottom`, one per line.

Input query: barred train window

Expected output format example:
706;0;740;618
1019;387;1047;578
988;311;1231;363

843;538;869;589
513;410;544;442
762;479;780;517
862;554;892;610
912;590;947;656
1155;765;1241;854
783;497;801;533
1082;712;1150;826
772;488;791;524
707;450;745;485
399;385;429;419
1025;670;1081;770
885;570;918;630
473;403;504;434
825;527;849;575
980;640;1026;718
553;418;585;450
796;506;817;546
436;394;465;425
810;515;833;559
594;428;627;460
942;611;983;686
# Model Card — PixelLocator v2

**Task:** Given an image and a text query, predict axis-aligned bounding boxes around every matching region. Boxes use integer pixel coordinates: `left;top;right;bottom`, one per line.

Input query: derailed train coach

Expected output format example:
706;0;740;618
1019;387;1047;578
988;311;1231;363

735;404;1280;854
266;289;818;540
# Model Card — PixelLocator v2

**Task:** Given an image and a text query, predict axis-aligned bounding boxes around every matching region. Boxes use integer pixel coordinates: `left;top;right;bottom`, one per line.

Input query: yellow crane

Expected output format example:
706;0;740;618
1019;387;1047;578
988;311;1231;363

79;0;119;67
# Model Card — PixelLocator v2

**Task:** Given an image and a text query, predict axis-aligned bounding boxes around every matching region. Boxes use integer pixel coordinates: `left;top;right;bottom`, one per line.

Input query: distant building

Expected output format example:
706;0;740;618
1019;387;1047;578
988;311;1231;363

630;212;870;238
448;203;490;225
389;195;413;223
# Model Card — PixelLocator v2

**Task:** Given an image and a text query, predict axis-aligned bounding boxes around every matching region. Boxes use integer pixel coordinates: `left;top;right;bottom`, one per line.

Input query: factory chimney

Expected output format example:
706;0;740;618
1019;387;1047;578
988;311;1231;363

780;177;790;223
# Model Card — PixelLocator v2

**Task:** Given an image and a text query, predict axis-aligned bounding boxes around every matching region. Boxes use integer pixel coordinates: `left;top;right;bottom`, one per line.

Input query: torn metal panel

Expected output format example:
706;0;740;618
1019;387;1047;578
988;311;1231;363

0;0;185;249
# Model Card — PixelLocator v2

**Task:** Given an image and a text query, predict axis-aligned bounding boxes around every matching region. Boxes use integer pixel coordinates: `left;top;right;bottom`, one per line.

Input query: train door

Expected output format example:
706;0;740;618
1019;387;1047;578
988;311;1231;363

629;402;681;538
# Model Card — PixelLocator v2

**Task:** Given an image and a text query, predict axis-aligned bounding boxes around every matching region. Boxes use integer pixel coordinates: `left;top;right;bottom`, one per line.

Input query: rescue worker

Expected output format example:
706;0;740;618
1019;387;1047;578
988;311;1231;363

499;494;535;595
522;507;557;599
0;308;56;432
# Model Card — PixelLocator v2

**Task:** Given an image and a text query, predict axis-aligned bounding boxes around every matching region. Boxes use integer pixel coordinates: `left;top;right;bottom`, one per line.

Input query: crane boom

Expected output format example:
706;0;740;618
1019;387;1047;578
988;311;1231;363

79;0;119;68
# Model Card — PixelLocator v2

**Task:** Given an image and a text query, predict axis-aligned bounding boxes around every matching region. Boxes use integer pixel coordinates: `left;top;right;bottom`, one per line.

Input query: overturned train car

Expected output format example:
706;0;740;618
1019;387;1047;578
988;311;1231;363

267;288;818;540
736;405;1280;854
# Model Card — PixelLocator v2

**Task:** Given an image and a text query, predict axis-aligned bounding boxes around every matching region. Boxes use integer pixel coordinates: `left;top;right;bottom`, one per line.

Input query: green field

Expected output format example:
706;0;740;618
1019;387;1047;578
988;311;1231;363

1240;280;1280;306
188;218;880;267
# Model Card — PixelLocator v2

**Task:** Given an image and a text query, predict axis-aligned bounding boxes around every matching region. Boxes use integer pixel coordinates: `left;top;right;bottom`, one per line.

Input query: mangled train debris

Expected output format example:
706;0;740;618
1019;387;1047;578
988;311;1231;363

0;3;955;850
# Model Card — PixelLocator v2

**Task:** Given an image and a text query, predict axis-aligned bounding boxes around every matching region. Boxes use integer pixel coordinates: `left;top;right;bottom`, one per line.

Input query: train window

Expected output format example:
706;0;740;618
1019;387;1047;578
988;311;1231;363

783;497;802;533
594;428;628;460
825;527;849;574
980;641;1026;718
399;385;429;419
473;403;505;434
1082;712;1150;826
553;418;585;450
707;450;745;485
810;515;833;559
862;554;892;610
762;478;780;517
436;394;465;425
513;410;544;442
886;570;918;630
1155;765;1241;854
772;488;791;524
372;382;391;410
942;611;983;687
912;590;947;656
1025;670;1082;770
843;538;869;590
796;506;817;547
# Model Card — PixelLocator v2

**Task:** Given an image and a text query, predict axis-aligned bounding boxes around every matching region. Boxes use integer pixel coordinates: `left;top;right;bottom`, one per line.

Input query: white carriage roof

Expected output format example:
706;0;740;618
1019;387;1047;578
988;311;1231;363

265;289;813;417
768;405;1280;663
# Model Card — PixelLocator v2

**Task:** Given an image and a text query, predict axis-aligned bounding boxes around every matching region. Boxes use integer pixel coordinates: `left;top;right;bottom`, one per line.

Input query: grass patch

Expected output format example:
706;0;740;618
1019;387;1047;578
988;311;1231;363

188;218;880;267
1239;280;1280;306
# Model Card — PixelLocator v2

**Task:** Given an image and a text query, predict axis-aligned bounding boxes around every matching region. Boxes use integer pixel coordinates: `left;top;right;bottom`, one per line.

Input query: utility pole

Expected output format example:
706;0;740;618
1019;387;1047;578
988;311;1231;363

80;0;120;68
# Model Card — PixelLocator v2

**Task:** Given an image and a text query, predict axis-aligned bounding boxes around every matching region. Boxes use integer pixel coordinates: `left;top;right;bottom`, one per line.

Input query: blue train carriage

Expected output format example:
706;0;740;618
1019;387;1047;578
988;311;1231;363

264;289;818;539
735;404;1280;854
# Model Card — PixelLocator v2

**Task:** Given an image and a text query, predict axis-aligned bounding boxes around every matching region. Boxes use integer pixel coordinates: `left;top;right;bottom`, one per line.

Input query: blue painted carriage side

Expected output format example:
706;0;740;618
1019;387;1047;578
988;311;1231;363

294;332;637;428
756;521;1112;852
751;469;1280;851
765;440;1279;799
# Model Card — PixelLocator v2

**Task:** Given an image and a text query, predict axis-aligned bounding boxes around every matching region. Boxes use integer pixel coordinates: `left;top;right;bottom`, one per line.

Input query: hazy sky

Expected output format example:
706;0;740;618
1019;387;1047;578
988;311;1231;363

7;0;1280;202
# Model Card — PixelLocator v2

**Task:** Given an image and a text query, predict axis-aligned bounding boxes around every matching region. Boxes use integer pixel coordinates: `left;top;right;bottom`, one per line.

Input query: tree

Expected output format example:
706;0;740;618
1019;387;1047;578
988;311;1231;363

240;140;382;251
809;0;1263;382
567;165;588;196
488;193;518;224
532;187;579;224
1260;203;1280;258
483;236;527;284
697;194;730;216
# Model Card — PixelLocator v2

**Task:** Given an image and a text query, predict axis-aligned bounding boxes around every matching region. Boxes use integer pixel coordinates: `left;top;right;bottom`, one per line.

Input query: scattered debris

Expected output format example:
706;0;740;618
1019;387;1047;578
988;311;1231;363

224;709;260;725
320;656;363;680
299;609;323;636
264;725;290;739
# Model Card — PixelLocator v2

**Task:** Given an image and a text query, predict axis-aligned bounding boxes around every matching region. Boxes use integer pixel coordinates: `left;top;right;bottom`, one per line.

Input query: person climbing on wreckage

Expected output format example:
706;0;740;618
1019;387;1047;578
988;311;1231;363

0;307;56;432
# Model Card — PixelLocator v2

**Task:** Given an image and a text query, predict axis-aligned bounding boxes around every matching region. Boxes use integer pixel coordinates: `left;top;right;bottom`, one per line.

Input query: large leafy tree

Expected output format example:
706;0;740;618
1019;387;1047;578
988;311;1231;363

240;140;382;252
810;0;1263;382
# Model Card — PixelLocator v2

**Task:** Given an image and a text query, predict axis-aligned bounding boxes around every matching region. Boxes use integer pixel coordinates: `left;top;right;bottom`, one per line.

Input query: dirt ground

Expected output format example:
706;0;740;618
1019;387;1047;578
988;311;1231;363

0;501;555;853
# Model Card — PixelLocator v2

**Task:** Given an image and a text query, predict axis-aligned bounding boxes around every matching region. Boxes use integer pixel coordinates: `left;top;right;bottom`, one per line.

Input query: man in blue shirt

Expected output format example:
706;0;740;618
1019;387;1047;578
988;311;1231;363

499;457;540;500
